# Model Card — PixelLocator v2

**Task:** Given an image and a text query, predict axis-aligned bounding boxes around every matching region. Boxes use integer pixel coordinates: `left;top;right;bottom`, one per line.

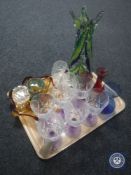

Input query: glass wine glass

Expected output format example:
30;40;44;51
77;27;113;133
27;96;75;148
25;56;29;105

85;90;109;126
62;100;89;137
84;67;109;126
36;110;65;142
30;92;65;144
68;72;94;100
51;60;70;90
30;93;54;119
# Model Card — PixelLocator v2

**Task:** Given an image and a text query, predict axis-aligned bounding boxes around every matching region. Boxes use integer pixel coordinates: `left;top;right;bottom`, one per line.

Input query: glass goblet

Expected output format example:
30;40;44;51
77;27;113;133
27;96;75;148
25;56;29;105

85;90;109;127
36;110;65;143
30;93;54;119
63;101;89;137
51;60;69;89
68;73;94;100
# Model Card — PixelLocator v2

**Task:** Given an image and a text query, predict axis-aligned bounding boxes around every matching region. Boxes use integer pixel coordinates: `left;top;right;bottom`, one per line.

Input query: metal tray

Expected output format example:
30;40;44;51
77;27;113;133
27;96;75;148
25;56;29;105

8;73;126;159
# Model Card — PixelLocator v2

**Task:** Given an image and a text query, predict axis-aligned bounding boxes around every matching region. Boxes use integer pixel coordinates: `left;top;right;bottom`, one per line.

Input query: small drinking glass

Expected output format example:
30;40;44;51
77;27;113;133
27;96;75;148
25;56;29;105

51;60;68;76
63;100;89;137
30;93;54;119
51;60;70;90
68;73;94;100
51;86;71;109
63;97;90;126
85;90;109;126
36;110;65;143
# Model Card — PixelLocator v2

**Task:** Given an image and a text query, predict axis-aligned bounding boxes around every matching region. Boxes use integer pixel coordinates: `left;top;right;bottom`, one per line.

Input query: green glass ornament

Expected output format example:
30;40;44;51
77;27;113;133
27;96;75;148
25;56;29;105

27;78;45;94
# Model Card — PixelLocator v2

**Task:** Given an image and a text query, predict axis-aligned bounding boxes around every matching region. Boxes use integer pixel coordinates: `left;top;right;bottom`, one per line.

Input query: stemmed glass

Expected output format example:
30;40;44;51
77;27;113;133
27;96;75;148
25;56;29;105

30;93;54;118
51;60;72;102
30;93;65;145
85;90;109;127
51;60;70;90
36;110;65;142
84;67;109;127
63;100;89;137
68;72;94;100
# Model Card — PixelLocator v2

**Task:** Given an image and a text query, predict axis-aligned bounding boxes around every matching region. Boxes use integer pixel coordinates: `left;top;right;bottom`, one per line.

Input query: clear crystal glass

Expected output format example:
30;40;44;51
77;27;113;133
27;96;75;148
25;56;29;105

87;91;109;113
30;93;54;118
51;60;69;90
36;110;65;142
85;90;109;126
63;101;89;127
68;73;94;100
12;85;30;105
51;60;68;75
